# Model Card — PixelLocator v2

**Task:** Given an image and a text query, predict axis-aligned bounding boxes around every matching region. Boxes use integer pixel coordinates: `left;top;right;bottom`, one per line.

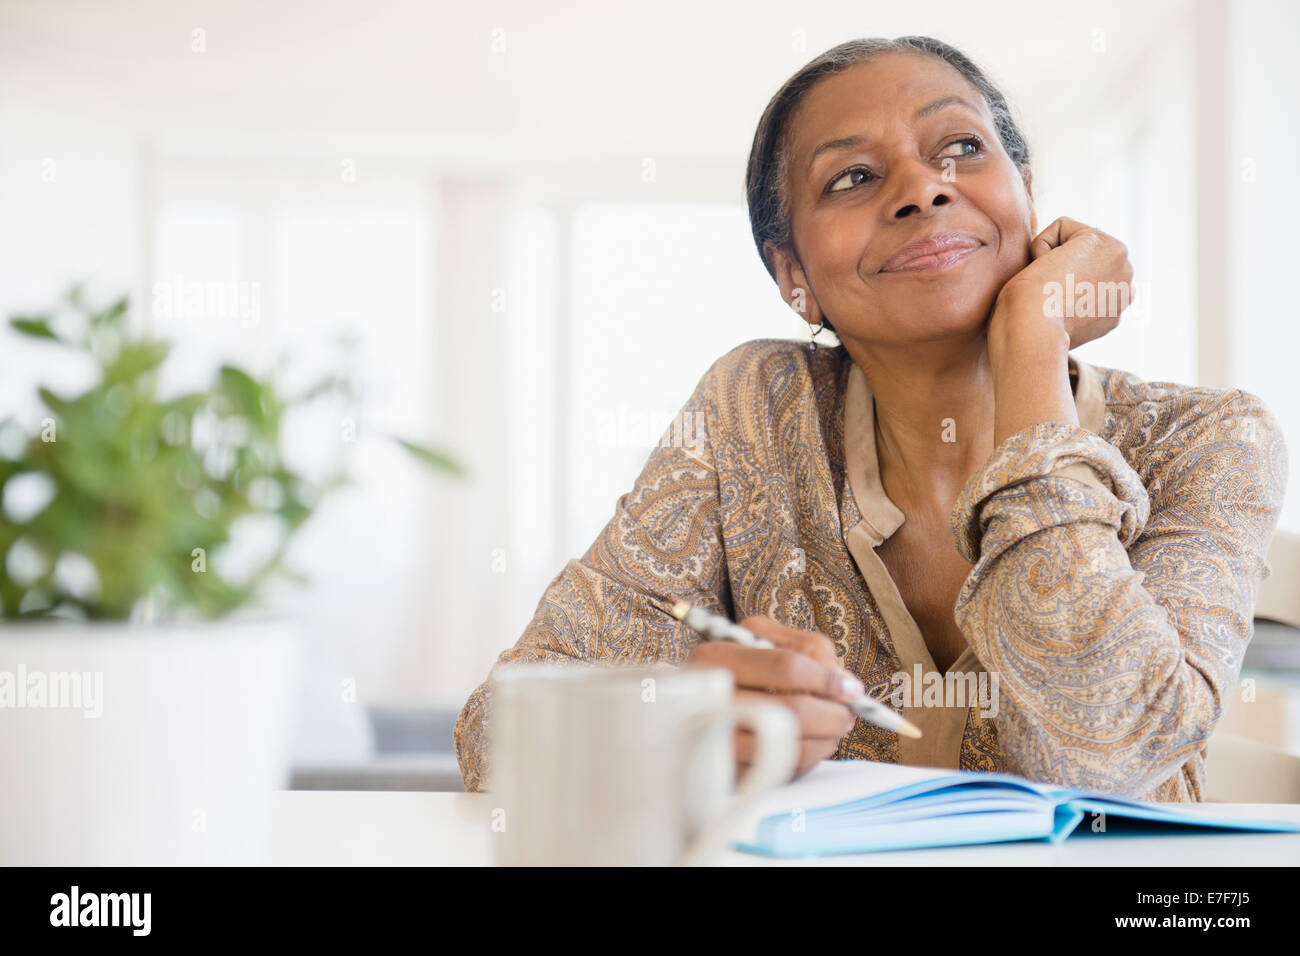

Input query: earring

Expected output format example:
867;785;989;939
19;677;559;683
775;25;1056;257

807;321;824;352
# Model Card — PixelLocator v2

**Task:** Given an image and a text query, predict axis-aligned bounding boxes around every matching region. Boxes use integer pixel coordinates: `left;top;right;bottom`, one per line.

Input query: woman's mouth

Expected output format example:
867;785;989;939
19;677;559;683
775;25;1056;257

879;233;984;274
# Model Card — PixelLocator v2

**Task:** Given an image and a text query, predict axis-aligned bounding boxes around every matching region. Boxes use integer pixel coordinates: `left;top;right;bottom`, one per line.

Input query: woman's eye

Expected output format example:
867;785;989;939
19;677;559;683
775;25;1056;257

825;138;984;194
827;167;874;193
939;136;984;159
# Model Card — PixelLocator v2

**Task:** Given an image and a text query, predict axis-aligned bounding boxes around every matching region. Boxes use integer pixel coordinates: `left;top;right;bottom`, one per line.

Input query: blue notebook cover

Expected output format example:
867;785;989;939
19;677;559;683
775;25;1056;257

733;761;1300;857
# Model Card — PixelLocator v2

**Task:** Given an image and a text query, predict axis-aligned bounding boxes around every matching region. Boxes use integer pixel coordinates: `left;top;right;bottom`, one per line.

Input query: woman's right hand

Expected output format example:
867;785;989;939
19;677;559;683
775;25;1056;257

685;615;864;781
993;216;1135;351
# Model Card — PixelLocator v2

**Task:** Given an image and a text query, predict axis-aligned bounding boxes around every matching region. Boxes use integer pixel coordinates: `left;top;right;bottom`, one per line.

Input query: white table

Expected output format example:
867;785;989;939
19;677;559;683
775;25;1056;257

272;790;1300;865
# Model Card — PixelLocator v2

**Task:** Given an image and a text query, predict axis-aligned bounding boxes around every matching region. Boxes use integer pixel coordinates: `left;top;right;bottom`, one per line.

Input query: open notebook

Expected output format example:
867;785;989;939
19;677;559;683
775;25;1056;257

733;760;1300;857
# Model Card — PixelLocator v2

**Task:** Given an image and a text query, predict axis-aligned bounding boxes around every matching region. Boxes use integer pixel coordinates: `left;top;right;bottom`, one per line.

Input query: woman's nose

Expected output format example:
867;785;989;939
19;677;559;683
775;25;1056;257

887;160;954;219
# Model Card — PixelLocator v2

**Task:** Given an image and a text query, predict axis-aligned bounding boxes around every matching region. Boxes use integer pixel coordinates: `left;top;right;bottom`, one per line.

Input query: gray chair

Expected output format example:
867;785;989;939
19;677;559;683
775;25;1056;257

1203;531;1300;802
1257;530;1300;631
289;705;467;792
1204;732;1300;802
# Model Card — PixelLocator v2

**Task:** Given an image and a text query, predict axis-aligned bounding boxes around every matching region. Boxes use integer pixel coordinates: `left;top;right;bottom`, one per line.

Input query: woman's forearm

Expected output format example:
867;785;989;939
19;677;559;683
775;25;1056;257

951;336;1286;798
987;285;1078;447
950;418;1220;798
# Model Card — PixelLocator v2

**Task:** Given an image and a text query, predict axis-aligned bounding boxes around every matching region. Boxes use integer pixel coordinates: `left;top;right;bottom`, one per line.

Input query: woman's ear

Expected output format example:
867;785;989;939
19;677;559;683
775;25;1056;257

1022;167;1038;236
764;240;824;329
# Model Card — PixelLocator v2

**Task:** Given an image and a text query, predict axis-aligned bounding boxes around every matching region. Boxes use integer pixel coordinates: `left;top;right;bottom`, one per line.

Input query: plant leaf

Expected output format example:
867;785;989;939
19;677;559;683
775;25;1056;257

393;437;466;477
218;365;266;426
10;317;60;341
36;387;71;416
92;295;129;328
104;341;170;383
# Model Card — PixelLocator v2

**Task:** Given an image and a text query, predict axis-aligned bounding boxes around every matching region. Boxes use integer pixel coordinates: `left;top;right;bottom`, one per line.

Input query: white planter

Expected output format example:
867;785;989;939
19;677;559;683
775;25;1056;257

0;617;304;865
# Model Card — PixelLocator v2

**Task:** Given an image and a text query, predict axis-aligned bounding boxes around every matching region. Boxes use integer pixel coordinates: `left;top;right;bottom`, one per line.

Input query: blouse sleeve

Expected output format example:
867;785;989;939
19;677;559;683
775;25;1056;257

949;387;1288;798
452;356;734;792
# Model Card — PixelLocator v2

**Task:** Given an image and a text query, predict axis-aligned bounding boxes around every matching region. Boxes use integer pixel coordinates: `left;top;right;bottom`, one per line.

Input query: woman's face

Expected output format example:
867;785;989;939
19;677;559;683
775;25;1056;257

767;52;1037;348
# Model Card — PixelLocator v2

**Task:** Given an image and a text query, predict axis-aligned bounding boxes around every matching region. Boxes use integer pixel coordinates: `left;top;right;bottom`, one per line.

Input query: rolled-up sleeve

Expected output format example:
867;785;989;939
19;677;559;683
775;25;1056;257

453;356;734;792
949;389;1288;799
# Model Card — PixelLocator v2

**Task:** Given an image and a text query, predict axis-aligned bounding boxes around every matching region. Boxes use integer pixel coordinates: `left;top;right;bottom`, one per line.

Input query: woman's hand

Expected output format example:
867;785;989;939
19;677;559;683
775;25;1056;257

685;615;863;782
984;218;1135;445
992;216;1136;351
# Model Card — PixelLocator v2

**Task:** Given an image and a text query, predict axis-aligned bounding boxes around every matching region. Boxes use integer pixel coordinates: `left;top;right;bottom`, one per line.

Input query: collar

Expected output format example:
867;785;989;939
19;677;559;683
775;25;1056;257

842;353;1105;546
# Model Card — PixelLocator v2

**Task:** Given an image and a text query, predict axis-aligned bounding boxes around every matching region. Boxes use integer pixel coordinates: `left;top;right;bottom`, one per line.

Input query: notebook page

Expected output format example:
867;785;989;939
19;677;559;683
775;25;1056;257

731;759;958;837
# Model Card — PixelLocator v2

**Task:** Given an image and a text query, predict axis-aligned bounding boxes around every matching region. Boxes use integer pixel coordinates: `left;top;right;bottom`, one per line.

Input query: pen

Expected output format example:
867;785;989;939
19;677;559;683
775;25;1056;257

670;599;922;740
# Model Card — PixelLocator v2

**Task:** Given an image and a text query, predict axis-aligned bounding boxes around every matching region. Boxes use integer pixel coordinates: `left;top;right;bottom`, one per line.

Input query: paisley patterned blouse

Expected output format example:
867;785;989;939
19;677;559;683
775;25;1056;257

454;339;1288;800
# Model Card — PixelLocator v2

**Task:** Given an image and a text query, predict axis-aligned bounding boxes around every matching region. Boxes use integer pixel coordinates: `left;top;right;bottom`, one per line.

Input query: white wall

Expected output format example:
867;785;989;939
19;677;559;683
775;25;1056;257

1043;15;1198;387
1227;0;1300;529
0;98;143;417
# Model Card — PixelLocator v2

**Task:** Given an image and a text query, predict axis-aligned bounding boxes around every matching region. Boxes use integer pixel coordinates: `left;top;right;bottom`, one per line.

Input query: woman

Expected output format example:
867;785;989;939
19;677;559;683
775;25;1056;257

454;36;1287;801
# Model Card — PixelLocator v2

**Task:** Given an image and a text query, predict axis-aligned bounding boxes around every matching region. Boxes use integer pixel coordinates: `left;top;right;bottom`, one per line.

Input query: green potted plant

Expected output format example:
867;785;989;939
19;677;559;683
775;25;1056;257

0;285;462;864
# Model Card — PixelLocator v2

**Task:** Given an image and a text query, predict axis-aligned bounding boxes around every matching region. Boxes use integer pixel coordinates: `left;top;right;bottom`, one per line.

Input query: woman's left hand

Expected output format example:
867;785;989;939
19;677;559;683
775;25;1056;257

992;216;1136;351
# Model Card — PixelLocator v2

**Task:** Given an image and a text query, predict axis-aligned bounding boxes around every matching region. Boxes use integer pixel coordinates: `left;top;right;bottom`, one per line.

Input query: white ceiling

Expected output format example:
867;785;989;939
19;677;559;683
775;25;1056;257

1;0;1191;163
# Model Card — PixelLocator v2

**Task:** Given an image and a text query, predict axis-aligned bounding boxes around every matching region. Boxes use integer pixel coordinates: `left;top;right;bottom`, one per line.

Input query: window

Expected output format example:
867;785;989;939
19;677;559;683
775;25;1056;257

152;168;438;699
565;202;805;553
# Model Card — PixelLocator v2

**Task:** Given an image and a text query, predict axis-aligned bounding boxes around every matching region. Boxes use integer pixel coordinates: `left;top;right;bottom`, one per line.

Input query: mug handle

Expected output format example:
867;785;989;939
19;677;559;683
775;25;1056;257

676;699;799;866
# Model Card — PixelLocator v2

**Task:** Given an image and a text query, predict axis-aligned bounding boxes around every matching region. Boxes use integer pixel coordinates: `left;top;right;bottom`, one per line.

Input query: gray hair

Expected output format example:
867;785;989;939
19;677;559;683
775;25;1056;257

744;36;1032;336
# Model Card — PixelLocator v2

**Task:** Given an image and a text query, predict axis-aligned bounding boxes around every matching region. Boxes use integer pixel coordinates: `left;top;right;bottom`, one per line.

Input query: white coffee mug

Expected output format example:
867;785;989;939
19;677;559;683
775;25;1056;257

487;661;799;866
